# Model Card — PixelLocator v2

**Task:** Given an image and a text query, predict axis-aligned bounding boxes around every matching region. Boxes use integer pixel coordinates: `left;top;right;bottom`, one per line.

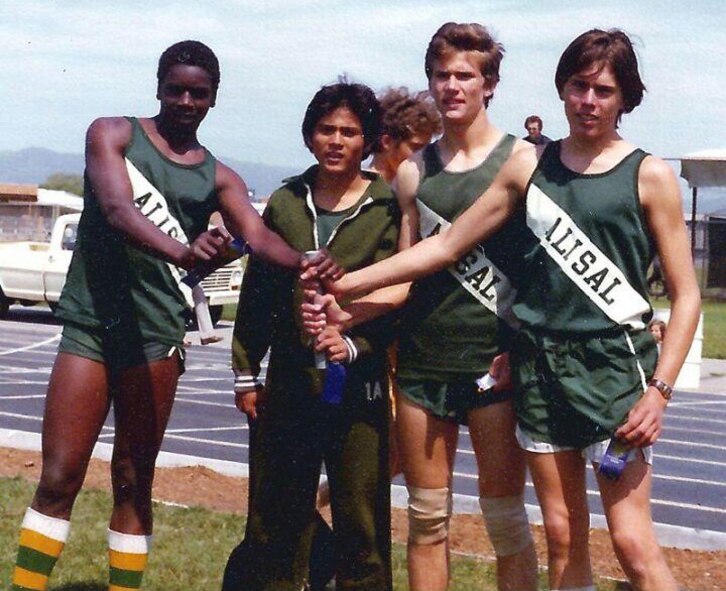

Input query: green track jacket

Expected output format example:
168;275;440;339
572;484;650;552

232;166;401;410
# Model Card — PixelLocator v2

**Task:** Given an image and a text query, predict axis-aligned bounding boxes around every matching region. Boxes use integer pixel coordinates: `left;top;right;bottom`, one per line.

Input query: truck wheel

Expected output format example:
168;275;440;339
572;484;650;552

0;290;10;317
209;305;223;327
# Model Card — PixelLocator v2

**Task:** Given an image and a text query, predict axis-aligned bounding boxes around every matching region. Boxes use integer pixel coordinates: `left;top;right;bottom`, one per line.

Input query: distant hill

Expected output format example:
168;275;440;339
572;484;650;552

0;148;84;185
0;147;299;198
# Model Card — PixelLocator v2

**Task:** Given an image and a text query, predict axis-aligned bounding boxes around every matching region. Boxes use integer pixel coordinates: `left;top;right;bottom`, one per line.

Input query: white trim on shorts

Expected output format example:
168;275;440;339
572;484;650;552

515;424;653;465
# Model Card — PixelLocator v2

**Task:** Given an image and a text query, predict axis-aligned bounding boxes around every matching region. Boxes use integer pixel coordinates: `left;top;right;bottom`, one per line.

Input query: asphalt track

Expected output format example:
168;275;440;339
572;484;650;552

1;307;724;551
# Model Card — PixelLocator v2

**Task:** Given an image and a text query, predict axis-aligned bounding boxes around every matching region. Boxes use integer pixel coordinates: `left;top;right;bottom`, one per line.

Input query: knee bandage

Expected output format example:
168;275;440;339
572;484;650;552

479;494;533;556
407;486;452;544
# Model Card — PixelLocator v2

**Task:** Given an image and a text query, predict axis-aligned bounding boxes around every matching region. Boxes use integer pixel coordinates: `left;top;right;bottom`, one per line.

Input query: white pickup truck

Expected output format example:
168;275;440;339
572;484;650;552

0;213;243;322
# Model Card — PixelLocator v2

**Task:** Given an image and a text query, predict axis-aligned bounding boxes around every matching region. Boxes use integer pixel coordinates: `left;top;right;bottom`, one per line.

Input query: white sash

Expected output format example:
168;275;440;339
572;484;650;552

417;200;519;327
525;183;650;330
125;158;194;306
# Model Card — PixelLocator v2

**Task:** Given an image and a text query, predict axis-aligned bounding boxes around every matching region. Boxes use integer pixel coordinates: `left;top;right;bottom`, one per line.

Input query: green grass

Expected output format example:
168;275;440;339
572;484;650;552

0;477;632;590
0;478;244;591
700;300;726;359
653;298;726;359
222;303;237;322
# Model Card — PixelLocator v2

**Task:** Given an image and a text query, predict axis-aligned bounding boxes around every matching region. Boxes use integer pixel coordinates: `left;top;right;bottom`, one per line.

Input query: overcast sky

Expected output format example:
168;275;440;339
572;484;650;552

1;0;724;169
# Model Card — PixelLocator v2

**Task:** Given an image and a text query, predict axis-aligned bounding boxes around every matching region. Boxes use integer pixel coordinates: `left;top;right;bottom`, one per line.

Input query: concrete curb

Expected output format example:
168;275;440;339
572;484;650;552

2;428;724;552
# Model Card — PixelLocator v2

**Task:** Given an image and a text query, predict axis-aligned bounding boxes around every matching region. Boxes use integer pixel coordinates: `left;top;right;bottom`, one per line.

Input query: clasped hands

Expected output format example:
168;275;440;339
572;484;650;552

299;256;352;364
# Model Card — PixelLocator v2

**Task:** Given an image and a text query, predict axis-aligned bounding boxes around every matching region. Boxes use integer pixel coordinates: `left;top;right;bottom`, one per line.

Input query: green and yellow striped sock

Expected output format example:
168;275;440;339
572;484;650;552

108;529;152;591
12;507;70;591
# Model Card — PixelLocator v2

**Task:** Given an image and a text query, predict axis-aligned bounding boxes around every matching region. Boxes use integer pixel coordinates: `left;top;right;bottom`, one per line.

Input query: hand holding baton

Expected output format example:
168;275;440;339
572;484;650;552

304;250;347;405
182;238;249;288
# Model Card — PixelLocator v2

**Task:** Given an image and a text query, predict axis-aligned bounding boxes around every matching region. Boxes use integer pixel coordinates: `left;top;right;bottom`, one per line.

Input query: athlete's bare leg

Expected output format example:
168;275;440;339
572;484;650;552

32;353;112;518
596;454;678;591
109;354;180;534
527;450;593;590
395;395;458;591
468;401;538;591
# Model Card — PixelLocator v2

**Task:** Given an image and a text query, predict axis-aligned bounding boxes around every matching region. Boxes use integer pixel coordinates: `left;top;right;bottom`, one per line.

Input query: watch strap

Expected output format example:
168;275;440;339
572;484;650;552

648;378;673;400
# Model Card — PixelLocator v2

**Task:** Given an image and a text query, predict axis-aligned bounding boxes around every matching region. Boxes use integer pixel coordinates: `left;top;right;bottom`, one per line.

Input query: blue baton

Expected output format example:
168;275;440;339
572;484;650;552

321;362;347;405
598;437;632;480
182;238;249;287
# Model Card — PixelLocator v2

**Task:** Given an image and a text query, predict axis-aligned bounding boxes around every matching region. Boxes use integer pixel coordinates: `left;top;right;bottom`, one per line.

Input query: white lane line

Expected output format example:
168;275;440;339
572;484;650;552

0;395;47;400
664;425;725;437
456;448;726;466
453;446;726;469
669;402;726;412
453;467;726;490
0;349;57;358
165;426;247;434
604;492;725;514
658;438;726;451
97;432;248;448
177;377;232;383
452;472;726;513
653;473;726;488
0;412;116;434
674;389;726;398
656;453;726;468
176;387;232;395
0;376;52;382
0;411;42;422
161;433;249;449
664;415;726;425
0;324;60;335
174;397;234;409
0;335;60;355
0;367;52;374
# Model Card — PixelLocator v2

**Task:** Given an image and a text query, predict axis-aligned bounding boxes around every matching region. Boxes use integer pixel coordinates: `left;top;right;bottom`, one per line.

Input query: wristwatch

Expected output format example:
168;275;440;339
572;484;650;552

648;378;673;401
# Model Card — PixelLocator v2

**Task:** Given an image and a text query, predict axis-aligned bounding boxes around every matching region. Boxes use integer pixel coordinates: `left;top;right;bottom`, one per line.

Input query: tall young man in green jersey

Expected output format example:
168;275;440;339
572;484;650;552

325;29;701;591
10;41;338;591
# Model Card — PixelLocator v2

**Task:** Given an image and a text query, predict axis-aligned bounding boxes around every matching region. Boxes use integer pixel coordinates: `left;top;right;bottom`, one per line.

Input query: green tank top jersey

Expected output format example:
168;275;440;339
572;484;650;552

515;141;654;334
397;134;528;382
56;117;219;345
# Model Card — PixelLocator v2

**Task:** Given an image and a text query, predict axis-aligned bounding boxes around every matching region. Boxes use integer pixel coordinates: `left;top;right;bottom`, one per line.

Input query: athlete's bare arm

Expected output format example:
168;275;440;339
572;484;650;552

332;147;537;298
616;155;701;447
217;162;344;277
393;153;426;250
300;153;425;333
85;117;224;270
336;154;426;323
216;162;302;269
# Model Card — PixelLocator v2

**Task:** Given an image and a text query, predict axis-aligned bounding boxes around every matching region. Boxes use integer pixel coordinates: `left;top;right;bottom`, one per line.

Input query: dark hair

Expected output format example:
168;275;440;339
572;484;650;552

157;40;220;94
424;22;504;107
524;115;543;130
372;87;442;153
302;79;381;158
555;29;645;120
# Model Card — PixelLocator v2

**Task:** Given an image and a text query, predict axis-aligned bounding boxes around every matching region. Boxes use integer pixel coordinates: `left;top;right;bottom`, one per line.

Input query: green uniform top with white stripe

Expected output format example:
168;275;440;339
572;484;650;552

397;134;528;382
515;141;654;334
56;117;219;346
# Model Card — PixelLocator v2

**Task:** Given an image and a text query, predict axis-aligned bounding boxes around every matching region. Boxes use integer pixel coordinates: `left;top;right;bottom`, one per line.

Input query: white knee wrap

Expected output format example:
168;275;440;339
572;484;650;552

407;486;452;544
479;494;533;557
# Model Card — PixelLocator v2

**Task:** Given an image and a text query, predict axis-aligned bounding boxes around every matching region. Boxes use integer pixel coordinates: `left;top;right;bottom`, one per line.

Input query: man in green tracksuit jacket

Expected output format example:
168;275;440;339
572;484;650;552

228;81;400;591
